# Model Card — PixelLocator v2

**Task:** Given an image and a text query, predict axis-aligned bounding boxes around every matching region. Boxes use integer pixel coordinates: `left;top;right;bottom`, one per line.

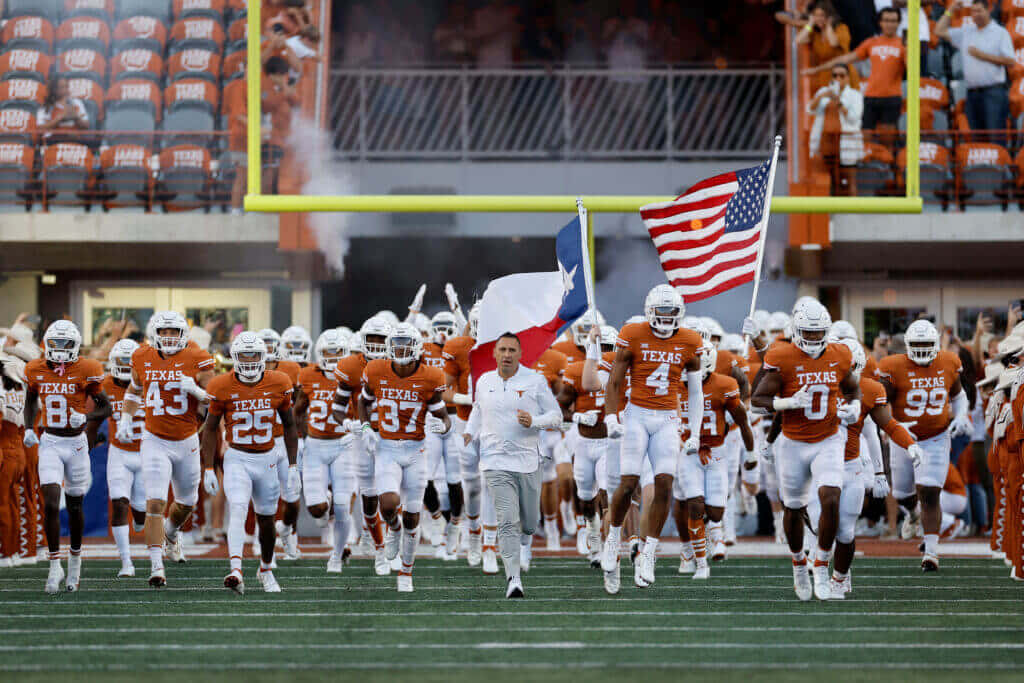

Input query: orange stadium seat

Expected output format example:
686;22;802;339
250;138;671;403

173;0;226;22
1005;0;1024;19
167;48;221;84
42;141;94;200
169;17;226;55
117;0;172;23
0;108;36;145
163;78;218;147
227;15;247;44
157;143;212;210
1009;16;1024;48
67;76;103;125
110;48;164;84
2;15;56;54
98;143;152;206
112;16;169;55
103;78;161;145
855;141;896;197
0;78;48;111
956;143;1014;210
55;17;112;55
898;142;953;209
0;142;35;203
222;49;245;81
0;49;53;83
56;48;107;85
5;0;61;24
63;0;115;22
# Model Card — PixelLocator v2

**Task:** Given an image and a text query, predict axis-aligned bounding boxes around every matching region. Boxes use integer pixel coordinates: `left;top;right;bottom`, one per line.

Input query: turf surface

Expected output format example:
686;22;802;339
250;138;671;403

0;557;1021;682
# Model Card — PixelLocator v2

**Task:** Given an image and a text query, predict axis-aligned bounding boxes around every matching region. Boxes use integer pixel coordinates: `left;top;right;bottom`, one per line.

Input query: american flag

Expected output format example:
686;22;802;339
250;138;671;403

640;158;774;303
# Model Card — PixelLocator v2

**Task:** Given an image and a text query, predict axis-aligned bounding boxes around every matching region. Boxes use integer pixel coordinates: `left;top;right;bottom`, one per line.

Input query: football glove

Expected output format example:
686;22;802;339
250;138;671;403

907;443;924;468
683;435;700;457
773;385;813;411
177;375;209;402
426;414;449;435
361;424;379;454
950;413;972;438
572;411;600;427
203;468;220;496
68;411;87;429
837;399;860;425
871;472;890;499
604;413;624;439
408;284;426;314
22;430;38;448
115;418;134;444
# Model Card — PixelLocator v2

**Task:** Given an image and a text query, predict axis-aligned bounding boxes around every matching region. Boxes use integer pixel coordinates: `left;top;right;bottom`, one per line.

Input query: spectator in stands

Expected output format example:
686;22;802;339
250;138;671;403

521;4;564;63
808;63;864;195
936;0;1015;143
262;55;300;189
37;75;89;144
875;0;931;76
287;24;322;62
263;27;303;76
433;0;473;63
804;7;906;134
798;1;859;92
466;0;521;67
264;0;311;37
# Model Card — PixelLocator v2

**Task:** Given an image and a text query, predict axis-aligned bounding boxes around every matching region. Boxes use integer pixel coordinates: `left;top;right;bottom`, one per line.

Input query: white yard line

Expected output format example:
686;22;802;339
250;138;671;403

1;610;1018;619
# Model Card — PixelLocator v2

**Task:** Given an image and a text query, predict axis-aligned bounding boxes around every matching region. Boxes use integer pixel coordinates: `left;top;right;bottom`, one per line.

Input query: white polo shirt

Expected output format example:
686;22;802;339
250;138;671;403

466;365;562;473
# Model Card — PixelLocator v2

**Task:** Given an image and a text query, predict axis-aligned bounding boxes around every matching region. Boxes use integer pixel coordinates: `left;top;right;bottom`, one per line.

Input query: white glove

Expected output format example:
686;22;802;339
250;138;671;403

177;375;209;402
743;447;758;465
286;464;301;499
572;410;600;427
296;438;305;472
115;418;134;444
907;443;924;468
426;415;449;434
68;411;87;429
837;399;860;425
683;435;700;456
760;440;774;464
408;284;426;314
950;413;972;438
604;413;624;439
342;418;362;433
773;385;813;411
871;472;890;499
22;430;38;448
203;468;220;496
741;317;759;338
361;424;379;454
444;283;460;312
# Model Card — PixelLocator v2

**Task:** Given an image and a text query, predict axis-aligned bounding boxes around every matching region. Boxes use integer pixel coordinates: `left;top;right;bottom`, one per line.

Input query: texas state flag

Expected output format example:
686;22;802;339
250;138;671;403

469;217;590;389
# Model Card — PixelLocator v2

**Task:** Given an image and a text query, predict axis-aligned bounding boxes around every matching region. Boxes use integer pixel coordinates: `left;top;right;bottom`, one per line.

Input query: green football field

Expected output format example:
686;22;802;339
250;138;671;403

0;557;1021;682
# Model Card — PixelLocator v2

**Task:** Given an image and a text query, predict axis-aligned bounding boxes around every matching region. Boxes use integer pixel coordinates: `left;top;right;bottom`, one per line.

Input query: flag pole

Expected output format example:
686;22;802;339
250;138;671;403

576;197;596;314
744;135;782;351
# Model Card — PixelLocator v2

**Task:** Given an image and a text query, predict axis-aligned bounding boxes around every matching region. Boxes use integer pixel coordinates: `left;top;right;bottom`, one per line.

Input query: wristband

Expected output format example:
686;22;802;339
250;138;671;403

585;342;601;362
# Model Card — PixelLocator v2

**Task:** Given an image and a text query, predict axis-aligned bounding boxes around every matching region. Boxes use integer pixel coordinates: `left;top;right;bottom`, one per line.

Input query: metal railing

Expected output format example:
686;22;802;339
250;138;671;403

327;66;785;160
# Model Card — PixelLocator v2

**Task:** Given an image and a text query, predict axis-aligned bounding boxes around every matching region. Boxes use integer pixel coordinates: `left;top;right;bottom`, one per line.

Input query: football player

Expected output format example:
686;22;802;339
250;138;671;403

121;311;215;587
551;309;604;364
103;339;147;578
879;320;971;571
202;333;298;593
600;285;704;594
23;321;110;592
532;341;568;563
751;300;860;601
295;329;353;572
332;316;391;575
280;326;313;366
359;322;450;592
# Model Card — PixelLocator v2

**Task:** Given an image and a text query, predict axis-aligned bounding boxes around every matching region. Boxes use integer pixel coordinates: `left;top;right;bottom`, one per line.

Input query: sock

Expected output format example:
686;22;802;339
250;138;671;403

608;525;622;547
680;540;695;562
483;526;497;548
575;514;586;530
400;526;417;572
688;519;707;559
112;525;131;564
543;515;558;539
832;569;849;582
559;500;573;526
773;509;783;532
586;514;600;538
163;517;179;541
923;532;939;557
814;546;831;568
259;560;272;572
48;552;61;571
230;555;242;572
149;544;164;572
643;535;658;557
628;534;639;551
467;514;481;533
706;520;723;548
227;504;246;564
791;550;806;565
333;504;351;557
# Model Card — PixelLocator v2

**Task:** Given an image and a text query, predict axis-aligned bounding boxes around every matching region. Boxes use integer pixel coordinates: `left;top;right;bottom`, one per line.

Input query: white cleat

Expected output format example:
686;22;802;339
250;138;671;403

633;556;649;588
828;577;849;599
397;573;414;593
467;532;482;567
166;534;187;564
281;532;301;560
66;553;81;592
445;522;460;558
710;540;727;562
812;563;831;600
434;544;454;560
901;510;921;540
224;569;245;594
0;556;12;568
588;551;601;569
545;530;560;551
603;562;621;595
373;549;391;576
639;549;656;585
19;554;37;566
792;559;812;601
390;556;402;572
45;562;64;594
506;576;524;599
693;558;710;580
384;525;400;561
600;537;619;573
575;528;589;555
148;567;167;588
326;552;344;574
258;570;282;593
358;533;374;557
678;556;696;574
117;563;136;578
482;547;499;575
921;554;939;572
520;542;532;573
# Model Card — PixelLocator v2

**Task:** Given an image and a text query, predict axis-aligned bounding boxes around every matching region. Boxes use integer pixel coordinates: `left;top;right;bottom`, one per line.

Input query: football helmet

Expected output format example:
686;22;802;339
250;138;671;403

751;309;771;334
768;311;791;334
108;339;139;382
469;302;482;339
905;319;940;366
375;310;400;328
829;319;859;342
571;309;604;347
792;300;832;358
43;320;82;365
360;316;393;360
150;311;189;355
257;329;282;361
700;341;717;380
410;312;431;340
700;317;725;341
315;329;348;373
387;322;423;365
720;333;745;356
682;316;710;343
336;326;353;338
644;284;684;337
281;326;312;363
145;314;158;346
791;296;818;316
231;332;267;381
599;325;618;352
430;311;457;346
836;337;866;376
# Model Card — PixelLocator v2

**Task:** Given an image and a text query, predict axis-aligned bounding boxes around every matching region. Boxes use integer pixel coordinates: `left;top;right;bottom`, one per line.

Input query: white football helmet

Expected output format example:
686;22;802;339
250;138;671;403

108;338;139;382
644;284;684;337
387;322;423;365
281;325;312;363
336;326;353;338
410;312;431;340
231;331;267;381
314;329;348;373
829;319;859;342
43;320;82;365
375;310;400;328
682;316;710;343
768;311;791;335
430;311;458;346
791;300;832;358
791;296;818;316
150;311;189;355
145;314;158;346
599;325;618;352
468;302;481;339
700;341;717;380
836;337;866;376
751;309;771;334
905;319;940;366
571;310;604;347
360;316;393;360
720;333;745;356
700;317;725;342
257;328;282;361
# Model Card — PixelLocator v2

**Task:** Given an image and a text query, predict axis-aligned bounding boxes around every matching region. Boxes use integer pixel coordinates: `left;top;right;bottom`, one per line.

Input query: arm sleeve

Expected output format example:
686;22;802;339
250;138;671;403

686;371;704;441
882;418;915;450
862;414;884;474
466;399;482;439
952;389;968;419
531;377;564;430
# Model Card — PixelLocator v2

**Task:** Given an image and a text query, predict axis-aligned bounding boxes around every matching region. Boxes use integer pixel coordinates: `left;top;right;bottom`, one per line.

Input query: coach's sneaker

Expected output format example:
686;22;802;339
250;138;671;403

397;572;414;593
224;568;245;594
166;534;187;564
45;561;65;594
373;549;391;576
258;569;282;593
812;562;831;600
711;540;727;562
921;554;939;572
792;558;812;601
326;552;344;574
384;525;400;561
117;562;136;578
506;575;524;599
901;509;921;540
148;567;167;589
603;563;620;595
678;555;696;574
693;557;710;580
467;531;482;567
482;546;499;575
600;536;619;573
520;542;532;573
282;532;301;560
576;528;589;555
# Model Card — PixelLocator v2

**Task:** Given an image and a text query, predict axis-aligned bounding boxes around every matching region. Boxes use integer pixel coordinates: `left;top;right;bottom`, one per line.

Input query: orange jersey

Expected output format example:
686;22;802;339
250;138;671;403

101;376;144;451
361;360;446;441
745;347;763;386
1012;389;1024;451
878;351;962;441
422;342;453;409
207;370;293;453
844;376;886;461
562;360;605;413
943;462;966;497
333;353;368;422
599;350;628;414
679;373;741;449
864;349;879;379
532;348;567;393
131;343;214;440
762;341;853;443
25;358;104;431
716;348;747;378
551;339;584;364
297;365;345;439
442;335;474;421
267;359;300;437
615;322;702;410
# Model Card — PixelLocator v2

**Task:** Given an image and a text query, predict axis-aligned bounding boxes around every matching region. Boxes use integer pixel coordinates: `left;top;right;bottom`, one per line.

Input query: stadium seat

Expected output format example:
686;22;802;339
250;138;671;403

222;50;245;81
41;141;94;203
0;50;52;83
156;143;212;210
169;17;226;55
1009;16;1024;48
1012;78;1024;120
855;141;895;197
66;77;104;127
5;0;61;24
163;78;218;148
98;143;152;208
956;143;1014;211
918;77;950;113
0;78;48;110
116;0;171;23
56;48;107;85
0;107;37;145
63;0;115;22
103;79;160;146
225;16;246;54
110;48;164;84
1;15;56;53
898;142;953;210
167;48;221;84
55;17;111;55
112;16;169;55
173;0;226;22
0;142;35;206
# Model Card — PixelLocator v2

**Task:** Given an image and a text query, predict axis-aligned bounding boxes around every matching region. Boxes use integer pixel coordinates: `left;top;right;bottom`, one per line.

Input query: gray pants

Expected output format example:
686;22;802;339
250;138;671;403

484;468;541;580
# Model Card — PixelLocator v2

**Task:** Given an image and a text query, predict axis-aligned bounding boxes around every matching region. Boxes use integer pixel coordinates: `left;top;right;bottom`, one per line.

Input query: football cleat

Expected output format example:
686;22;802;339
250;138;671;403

397;573;414;593
445;522;461;557
828;576;850;599
520;542;532;573
506;576;524;599
545;530;560;551
467;532;482;567
921;555;939;572
117;563;136;578
66;553;82;592
901;509;921;540
224;569;245;594
384;525;400;561
148;568;167;589
639;549;656;585
812;563;831;600
166;534;187;564
678;556;696;574
19;554;37;566
603;563;621;595
711;540;727;562
633;557;649;588
373;549;391;576
792;558;812;601
258;570;282;593
326;552;344;574
281;532;301;560
629;539;640;565
358;533;375;557
0;556;12;568
482;546;499;575
1011;567;1024;582
575;528;589;555
600;536;619;573
693;558;710;580
45;562;65;594
588;551;601;569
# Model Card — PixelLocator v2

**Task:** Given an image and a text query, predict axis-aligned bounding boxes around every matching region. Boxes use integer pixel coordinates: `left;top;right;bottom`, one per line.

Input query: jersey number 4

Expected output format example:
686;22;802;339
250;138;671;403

145;381;189;416
646;362;670;396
